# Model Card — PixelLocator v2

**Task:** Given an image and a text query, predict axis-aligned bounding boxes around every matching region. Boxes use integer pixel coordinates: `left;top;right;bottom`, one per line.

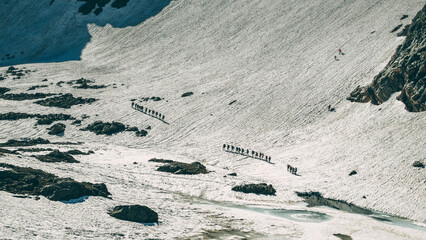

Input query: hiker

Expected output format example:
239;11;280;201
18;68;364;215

246;149;249;155
155;112;158;117
338;49;342;55
255;152;258;158
294;168;297;174
148;109;151;114
334;55;337;61
251;150;254;156
162;115;164;120
132;102;134;108
269;156;272;162
231;146;234;151
223;144;226;149
242;148;244;154
227;145;230;150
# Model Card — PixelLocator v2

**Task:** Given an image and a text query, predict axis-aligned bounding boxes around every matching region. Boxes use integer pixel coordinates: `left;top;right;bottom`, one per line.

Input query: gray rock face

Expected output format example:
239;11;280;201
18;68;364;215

232;183;276;195
0;163;110;201
109;205;158;223
34;150;79;163
47;123;66;135
413;161;424;168
348;5;426;112
156;161;208;175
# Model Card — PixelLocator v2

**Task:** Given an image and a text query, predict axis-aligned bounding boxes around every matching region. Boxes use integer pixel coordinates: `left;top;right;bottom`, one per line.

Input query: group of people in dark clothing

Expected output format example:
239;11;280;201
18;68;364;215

132;102;165;121
287;164;297;175
222;144;272;162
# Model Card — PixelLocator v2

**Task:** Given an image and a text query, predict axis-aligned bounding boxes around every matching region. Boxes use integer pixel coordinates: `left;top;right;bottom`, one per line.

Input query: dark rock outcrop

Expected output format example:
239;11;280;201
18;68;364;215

401;15;409;20
148;158;174;164
140;96;163;102
67;78;106;89
67;149;93;155
0;87;10;94
181;92;194;97
16;148;53;152
349;170;357;176
0;93;56;101
155;161;208;175
413;161;424;168
397;24;411;37
47;123;66;135
347;5;426;112
0;138;50;147
296;192;373;214
28;85;48;91
109;205;158;223
135;129;148;137
82;121;126;135
391;24;403;33
34;150;79;163
232;183;276;195
35;93;97;108
0;112;75;125
333;233;353;240
0;163;110;201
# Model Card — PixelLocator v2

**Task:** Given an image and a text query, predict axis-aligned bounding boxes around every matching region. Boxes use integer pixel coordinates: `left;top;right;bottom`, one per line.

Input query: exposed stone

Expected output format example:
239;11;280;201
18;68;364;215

397;24;410;37
28;85;48;91
135;129;148;137
0;138;50;147
391;24;403;33
349;170;357;176
67;149;92;155
0;163;110;201
296;192;373;214
109;205;158;223
229;100;237;105
16;148;53;152
333;233;353;240
412;161;424;168
0;92;56;101
33;150;78;163
401;14;409;20
35;93;97;108
228;173;237;176
232;183;276;195
0;112;74;125
148;158;174;164
347;5;426;112
0;87;10;94
156;161;208;175
47;123;66;135
81;121;126;135
181;92;194;97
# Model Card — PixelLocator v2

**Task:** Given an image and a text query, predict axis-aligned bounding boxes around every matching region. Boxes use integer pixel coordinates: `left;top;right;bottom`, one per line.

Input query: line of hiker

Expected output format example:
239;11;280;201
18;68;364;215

222;144;271;162
132;102;165;121
287;164;297;175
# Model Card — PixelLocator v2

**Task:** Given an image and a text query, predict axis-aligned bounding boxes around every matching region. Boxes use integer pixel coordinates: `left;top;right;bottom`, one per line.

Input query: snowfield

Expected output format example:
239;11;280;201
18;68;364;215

0;0;425;239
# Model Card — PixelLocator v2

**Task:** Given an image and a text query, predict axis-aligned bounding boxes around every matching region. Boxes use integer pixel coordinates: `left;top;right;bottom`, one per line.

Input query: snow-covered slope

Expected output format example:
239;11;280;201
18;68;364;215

0;0;425;239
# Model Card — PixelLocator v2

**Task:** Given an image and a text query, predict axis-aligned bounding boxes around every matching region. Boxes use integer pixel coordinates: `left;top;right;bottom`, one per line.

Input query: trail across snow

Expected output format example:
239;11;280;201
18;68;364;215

0;0;425;239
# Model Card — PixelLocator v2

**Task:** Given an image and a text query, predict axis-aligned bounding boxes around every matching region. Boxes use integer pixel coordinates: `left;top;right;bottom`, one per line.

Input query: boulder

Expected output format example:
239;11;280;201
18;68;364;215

148;158;174;164
82;121;126;135
47;123;66;135
157;161;208;175
181;92;194;97
34;93;97;109
0;163;110;201
109;205;158;223
413;161;424;168
0;138;50;147
34;150;79;163
232;183;276;195
349;170;357;176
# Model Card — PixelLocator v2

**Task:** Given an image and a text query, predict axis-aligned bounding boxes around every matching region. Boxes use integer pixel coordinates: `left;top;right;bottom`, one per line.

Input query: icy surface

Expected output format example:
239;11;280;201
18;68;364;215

0;0;425;239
